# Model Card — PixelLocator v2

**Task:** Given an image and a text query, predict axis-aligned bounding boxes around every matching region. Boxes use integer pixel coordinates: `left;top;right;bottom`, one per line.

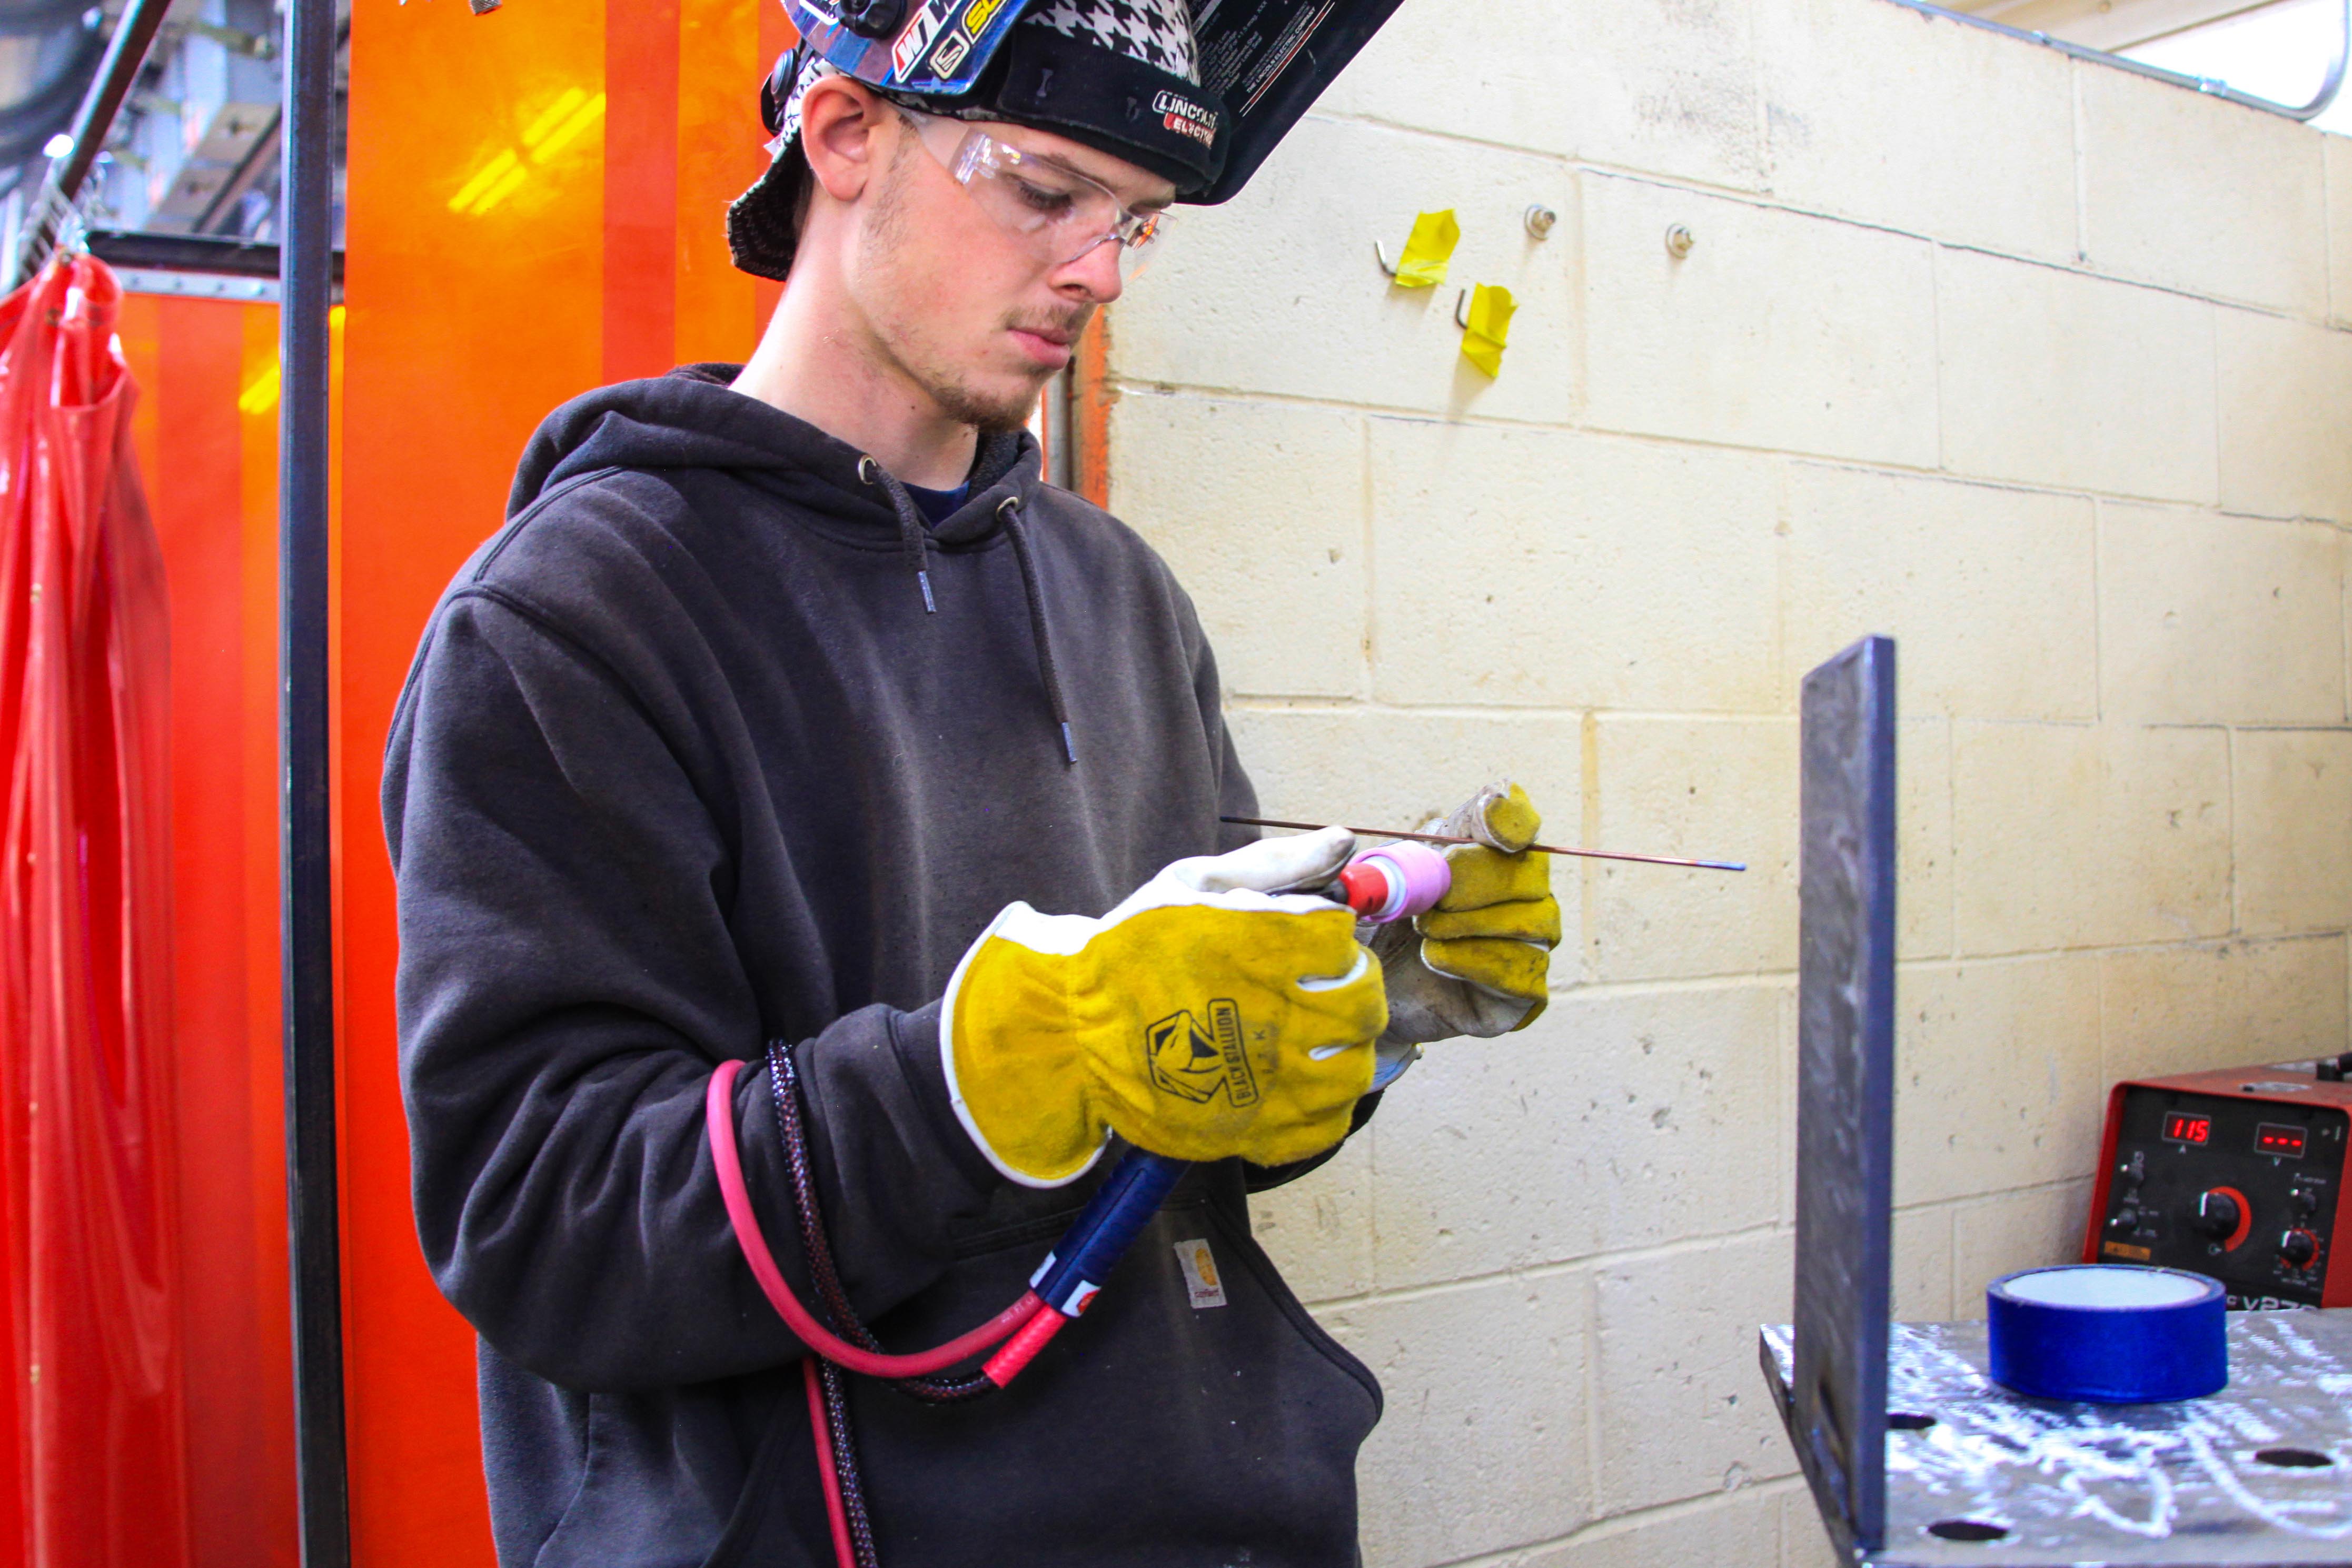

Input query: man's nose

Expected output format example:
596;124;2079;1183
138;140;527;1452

1053;234;1126;304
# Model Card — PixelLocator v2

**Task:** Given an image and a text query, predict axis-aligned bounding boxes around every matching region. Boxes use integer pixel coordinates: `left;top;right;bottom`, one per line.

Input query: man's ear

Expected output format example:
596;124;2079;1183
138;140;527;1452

799;77;888;205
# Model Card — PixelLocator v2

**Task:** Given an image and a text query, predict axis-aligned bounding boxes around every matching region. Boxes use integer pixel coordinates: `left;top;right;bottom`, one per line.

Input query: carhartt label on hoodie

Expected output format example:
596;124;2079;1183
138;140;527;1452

1175;1238;1226;1309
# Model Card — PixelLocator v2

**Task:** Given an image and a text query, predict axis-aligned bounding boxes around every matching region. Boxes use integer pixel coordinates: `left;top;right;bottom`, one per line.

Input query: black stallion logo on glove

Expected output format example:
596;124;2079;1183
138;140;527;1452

1145;1000;1258;1107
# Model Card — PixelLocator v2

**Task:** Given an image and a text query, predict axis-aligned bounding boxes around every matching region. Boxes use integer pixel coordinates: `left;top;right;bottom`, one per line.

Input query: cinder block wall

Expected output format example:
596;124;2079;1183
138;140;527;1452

1105;2;2352;1563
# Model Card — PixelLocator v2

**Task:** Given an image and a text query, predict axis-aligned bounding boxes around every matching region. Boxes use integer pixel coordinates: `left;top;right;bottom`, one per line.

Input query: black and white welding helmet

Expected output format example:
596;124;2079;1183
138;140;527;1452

727;0;1407;279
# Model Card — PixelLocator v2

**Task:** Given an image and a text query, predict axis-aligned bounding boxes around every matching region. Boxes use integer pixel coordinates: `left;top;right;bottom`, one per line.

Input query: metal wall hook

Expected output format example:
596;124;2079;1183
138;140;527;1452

1455;289;1471;329
1374;239;1398;277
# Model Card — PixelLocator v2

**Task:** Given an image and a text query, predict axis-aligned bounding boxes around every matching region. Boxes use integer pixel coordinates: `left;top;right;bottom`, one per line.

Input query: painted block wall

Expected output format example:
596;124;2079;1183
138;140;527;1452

1105;2;2352;1563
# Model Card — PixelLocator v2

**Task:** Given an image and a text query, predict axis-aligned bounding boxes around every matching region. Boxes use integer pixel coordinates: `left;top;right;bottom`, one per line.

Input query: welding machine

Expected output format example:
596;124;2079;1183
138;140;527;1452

2081;1053;2352;1309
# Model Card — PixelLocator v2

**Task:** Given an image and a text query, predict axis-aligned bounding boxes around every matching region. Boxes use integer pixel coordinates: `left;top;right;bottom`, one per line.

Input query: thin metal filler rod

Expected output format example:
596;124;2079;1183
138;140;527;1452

1223;816;1748;874
280;0;350;1563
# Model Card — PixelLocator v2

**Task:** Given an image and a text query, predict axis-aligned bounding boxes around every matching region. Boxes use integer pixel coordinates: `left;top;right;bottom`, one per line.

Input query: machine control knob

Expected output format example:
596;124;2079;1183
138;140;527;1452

2280;1229;2321;1269
2191;1189;2242;1240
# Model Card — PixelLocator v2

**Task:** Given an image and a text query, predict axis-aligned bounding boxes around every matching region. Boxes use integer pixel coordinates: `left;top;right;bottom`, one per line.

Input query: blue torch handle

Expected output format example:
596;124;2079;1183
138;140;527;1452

1029;1150;1190;1316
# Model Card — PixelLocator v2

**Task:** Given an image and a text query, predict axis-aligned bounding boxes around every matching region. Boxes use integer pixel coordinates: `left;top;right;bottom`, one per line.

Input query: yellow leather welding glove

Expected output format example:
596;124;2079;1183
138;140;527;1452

1369;781;1559;1055
940;827;1388;1187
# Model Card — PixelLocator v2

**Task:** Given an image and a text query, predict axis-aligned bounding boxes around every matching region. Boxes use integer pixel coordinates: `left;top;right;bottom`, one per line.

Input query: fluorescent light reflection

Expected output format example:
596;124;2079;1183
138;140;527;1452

240;306;346;416
448;87;610;216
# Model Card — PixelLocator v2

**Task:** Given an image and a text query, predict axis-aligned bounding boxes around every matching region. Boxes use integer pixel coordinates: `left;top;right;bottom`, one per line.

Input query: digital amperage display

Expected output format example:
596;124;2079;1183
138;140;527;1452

2162;1111;2212;1145
2255;1123;2309;1158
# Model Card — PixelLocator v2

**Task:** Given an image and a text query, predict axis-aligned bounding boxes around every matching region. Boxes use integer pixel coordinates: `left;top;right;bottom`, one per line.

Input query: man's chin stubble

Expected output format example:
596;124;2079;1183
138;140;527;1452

927;367;1055;434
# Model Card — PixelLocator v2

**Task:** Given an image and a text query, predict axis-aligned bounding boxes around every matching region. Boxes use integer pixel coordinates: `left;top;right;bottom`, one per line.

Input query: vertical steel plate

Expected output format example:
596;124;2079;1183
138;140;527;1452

1793;636;1899;1561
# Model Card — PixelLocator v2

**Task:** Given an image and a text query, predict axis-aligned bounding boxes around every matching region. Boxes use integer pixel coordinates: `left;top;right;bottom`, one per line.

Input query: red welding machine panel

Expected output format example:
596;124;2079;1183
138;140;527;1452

2083;1063;2352;1309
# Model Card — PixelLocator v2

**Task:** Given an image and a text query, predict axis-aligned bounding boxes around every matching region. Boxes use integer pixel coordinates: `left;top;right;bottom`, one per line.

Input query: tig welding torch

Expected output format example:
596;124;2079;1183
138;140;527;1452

704;838;1453;1386
978;839;1452;1384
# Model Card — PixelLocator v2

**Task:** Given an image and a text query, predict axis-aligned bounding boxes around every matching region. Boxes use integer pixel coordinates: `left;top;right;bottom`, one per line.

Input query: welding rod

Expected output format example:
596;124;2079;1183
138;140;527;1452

1222;816;1747;874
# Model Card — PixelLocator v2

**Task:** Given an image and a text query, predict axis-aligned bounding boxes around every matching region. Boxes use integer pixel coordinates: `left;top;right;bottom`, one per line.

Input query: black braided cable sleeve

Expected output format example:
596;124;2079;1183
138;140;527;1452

762;1040;1000;1405
817;1358;881;1568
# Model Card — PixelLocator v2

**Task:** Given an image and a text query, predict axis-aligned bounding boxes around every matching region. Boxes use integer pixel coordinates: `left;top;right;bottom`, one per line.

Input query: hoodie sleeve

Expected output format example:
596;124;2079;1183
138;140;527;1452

383;590;999;1393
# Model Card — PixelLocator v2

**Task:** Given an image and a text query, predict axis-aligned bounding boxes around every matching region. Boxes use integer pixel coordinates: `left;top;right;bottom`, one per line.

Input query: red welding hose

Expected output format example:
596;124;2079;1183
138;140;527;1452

803;1358;858;1568
707;1059;1042;1376
981;1301;1071;1386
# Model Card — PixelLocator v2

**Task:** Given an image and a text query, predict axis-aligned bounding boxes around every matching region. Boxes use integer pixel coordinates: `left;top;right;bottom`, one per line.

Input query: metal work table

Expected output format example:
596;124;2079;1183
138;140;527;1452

1762;1314;2352;1565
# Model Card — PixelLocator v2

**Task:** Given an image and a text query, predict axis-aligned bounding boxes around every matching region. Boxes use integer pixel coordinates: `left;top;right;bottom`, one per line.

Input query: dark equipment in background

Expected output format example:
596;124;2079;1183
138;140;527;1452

2085;1063;2352;1310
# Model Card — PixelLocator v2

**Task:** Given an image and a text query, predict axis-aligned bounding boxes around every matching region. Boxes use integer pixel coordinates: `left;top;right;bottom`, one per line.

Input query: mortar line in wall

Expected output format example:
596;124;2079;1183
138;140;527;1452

2091;498;2107;733
1577;1263;1604;1553
1298;109;1583;173
1357;409;1376;705
1888;1175;2105;1224
1225;696;1806;720
2070;58;2091;267
1200;127;2336;330
1113;379;2319;512
1769;457;1790;710
1746;0;1772;204
2329;138;2339;326
1228;696;2095;724
1301;1220;1788;1312
2209;302;2225;514
1930;244;1948;478
1297;110;1789;210
1945;1196;1961;1325
1297;1178;2105;1321
1941;714;1959;963
1226;695;2207;725
1421;1477;1814;1568
2227;724;2244;940
1573;162;2324;326
1581;709;1603;990
2196;720;2352;733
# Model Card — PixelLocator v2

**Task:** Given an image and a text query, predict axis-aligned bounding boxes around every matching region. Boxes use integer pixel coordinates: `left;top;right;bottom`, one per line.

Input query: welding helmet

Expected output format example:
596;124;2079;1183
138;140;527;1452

728;0;1407;279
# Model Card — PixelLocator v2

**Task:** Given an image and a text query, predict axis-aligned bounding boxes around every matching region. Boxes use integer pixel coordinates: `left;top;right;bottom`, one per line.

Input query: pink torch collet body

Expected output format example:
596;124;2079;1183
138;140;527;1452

1337;840;1453;924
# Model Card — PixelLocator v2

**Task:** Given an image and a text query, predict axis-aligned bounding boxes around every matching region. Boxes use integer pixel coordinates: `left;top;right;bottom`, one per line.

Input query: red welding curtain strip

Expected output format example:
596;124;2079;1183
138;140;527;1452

0;253;190;1568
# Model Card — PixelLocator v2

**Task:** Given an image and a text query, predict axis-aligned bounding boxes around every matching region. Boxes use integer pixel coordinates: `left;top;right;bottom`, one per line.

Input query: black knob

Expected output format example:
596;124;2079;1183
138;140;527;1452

838;0;907;38
2191;1189;2241;1240
2107;1209;2139;1233
2293;1187;2320;1218
2281;1229;2320;1269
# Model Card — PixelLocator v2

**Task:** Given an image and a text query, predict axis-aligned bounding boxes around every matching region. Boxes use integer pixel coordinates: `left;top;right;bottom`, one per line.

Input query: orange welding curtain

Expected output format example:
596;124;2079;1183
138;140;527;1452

338;2;790;1563
0;255;188;1568
115;290;301;1568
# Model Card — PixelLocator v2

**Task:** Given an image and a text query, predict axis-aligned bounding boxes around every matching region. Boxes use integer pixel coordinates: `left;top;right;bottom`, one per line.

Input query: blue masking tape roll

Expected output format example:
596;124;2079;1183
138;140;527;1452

1987;1265;2227;1404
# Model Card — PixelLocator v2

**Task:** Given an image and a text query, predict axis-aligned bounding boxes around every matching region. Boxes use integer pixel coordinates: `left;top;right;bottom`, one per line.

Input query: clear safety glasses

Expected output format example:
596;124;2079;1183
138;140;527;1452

902;111;1174;282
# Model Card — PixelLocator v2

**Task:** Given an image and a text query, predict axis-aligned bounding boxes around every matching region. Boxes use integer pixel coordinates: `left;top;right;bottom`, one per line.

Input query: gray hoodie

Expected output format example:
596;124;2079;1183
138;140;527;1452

381;368;1382;1568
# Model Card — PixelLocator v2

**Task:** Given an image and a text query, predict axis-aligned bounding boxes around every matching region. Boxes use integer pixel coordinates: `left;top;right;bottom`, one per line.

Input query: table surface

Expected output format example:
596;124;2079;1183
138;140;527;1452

1761;1313;2352;1566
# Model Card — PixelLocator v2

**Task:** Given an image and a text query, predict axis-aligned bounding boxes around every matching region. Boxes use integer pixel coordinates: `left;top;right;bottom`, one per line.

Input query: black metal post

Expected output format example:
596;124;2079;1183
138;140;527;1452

280;0;350;1562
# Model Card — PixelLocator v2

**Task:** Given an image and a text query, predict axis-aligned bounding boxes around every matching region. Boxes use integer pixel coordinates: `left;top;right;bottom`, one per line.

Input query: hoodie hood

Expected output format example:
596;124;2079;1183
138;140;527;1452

509;364;1036;541
504;365;1078;762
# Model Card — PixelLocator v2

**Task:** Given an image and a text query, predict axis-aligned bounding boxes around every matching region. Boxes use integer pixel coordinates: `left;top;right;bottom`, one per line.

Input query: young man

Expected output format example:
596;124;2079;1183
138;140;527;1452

382;2;1560;1562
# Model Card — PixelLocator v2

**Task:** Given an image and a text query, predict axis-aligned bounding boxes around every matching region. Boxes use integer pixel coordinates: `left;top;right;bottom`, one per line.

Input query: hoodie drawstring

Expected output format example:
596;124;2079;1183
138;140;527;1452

854;456;1075;766
1000;498;1077;767
858;455;937;614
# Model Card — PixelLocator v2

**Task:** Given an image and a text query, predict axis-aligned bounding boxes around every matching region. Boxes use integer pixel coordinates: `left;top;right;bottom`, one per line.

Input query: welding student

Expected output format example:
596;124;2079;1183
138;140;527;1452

382;2;1561;1563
